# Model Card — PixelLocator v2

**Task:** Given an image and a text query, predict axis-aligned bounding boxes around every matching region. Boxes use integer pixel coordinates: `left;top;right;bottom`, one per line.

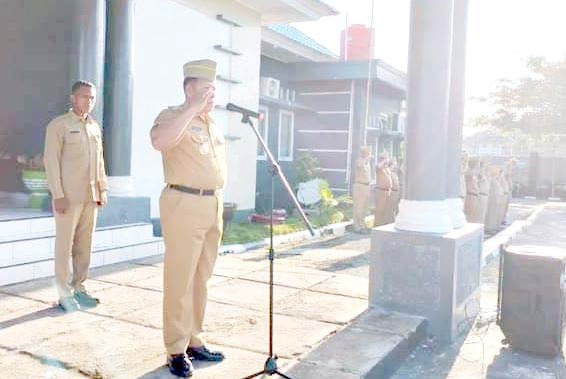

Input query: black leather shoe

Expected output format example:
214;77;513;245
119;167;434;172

167;354;193;377
187;346;225;362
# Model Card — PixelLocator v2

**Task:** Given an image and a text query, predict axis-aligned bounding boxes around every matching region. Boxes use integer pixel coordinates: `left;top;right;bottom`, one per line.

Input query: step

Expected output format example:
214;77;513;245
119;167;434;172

0;223;155;268
284;308;427;379
0;216;55;240
0;238;164;286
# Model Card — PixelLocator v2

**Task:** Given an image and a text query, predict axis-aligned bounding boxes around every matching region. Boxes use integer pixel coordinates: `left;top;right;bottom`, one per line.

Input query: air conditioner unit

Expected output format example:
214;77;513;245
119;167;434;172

260;77;280;99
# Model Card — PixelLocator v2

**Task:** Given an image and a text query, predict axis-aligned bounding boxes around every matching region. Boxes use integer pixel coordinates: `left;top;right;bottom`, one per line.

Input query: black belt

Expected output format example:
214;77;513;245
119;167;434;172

168;184;217;196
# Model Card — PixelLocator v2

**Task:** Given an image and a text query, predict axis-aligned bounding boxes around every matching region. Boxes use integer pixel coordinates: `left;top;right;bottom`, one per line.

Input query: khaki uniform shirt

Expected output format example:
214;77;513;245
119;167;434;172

44;110;108;203
390;170;400;192
354;158;371;185
376;165;393;191
479;173;491;196
465;172;479;196
153;106;227;189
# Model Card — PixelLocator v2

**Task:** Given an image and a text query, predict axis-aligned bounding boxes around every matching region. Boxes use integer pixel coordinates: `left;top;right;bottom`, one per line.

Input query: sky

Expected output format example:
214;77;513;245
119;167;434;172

292;0;566;126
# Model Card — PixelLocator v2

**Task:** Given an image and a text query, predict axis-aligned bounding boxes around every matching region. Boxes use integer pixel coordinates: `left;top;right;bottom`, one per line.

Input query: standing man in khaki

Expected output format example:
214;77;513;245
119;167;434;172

384;159;401;224
44;81;107;312
352;146;372;233
374;155;392;227
151;60;226;378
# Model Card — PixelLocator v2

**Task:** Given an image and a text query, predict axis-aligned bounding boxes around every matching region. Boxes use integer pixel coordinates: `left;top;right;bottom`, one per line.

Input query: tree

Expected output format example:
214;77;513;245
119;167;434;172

477;56;566;141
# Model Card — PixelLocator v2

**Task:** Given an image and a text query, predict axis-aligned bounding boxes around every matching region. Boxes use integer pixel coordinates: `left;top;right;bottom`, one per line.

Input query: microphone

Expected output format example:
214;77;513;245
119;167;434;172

226;103;261;119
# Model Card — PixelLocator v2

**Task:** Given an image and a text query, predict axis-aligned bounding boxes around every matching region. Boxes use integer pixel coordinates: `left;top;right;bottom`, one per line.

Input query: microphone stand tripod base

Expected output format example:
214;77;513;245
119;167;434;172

242;356;292;379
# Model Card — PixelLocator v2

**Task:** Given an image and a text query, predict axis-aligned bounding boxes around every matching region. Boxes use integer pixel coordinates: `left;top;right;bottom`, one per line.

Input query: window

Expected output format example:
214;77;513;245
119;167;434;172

257;106;269;160
278;110;294;161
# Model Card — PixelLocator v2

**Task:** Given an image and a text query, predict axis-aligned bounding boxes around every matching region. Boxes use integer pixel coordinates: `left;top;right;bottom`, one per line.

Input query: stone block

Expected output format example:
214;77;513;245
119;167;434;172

370;223;483;343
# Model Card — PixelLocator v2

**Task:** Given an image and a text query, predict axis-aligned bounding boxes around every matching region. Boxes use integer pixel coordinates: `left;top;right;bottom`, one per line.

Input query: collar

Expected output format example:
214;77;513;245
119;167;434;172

68;109;92;123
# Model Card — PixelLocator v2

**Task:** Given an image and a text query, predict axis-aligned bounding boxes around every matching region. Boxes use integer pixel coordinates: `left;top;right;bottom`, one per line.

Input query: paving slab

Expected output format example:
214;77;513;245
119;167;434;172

91;262;161;285
0;275;114;304
239;265;334;289
0;292;48;324
0;350;87;379
0;308;103;353
23;318;162;379
212;256;269;278
86;283;163;319
275;290;368;324
201;302;339;359
208;278;301;312
309;274;369;299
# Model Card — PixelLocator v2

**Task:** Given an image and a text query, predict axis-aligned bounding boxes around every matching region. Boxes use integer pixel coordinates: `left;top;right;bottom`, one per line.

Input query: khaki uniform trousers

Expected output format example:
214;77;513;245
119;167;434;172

464;194;481;223
160;187;223;356
478;193;489;224
54;202;98;299
374;189;391;227
352;183;370;230
384;190;400;225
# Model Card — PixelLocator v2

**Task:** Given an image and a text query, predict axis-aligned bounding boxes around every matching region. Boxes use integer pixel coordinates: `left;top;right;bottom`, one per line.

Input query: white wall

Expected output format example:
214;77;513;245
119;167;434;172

131;0;262;218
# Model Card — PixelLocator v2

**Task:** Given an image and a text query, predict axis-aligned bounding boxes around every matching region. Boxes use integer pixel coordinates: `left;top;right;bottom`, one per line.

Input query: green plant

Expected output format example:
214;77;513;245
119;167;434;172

319;180;338;207
295;151;322;184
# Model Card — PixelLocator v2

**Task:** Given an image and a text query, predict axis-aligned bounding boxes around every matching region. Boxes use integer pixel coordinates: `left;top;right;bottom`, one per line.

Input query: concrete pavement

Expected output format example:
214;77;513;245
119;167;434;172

0;200;543;378
0;234;371;379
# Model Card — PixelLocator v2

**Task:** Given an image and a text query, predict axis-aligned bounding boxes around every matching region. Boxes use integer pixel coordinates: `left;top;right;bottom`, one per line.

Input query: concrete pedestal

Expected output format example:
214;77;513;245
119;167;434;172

370;223;484;343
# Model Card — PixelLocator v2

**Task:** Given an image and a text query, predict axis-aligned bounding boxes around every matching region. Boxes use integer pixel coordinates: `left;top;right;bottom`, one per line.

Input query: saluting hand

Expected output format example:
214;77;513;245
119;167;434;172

190;88;214;115
53;198;69;214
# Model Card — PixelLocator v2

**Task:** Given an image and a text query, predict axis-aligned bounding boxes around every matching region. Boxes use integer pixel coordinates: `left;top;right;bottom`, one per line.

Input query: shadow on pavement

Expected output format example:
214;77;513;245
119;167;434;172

0;304;63;330
485;346;566;379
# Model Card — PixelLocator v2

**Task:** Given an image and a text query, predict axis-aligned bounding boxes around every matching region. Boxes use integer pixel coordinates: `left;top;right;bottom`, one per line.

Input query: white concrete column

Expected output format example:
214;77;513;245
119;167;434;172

446;0;470;229
395;0;455;234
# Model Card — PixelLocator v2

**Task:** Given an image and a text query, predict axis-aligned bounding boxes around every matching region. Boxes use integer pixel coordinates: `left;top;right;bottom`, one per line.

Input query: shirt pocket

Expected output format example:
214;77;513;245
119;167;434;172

188;131;212;156
63;130;83;158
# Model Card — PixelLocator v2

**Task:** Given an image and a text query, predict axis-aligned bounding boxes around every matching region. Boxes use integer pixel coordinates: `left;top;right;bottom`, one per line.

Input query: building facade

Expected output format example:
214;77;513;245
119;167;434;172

256;25;406;209
0;0;336;285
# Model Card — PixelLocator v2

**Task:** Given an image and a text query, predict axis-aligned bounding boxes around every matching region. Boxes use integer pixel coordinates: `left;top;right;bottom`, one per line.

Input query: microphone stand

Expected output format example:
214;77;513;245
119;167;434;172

237;112;314;379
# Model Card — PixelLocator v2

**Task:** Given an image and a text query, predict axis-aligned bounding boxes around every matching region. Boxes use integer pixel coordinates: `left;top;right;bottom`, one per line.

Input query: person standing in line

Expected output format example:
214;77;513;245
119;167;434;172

485;165;503;233
478;161;491;224
44;80;107;312
374;155;392;227
352;146;372;233
384;159;400;225
464;158;480;223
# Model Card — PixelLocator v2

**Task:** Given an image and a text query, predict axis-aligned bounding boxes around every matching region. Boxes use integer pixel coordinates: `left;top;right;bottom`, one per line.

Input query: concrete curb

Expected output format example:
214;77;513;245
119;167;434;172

284;308;428;379
481;203;546;267
220;221;352;254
